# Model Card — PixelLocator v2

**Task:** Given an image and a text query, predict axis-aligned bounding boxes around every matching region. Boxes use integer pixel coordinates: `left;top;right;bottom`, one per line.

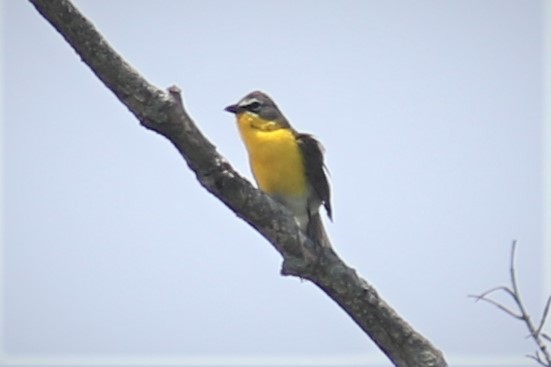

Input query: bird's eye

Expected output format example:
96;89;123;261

246;101;261;113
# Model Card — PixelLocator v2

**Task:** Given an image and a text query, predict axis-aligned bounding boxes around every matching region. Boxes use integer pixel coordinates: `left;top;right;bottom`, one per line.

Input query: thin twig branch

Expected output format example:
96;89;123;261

469;293;523;319
468;285;524;318
527;352;549;367
536;296;551;336
470;241;551;366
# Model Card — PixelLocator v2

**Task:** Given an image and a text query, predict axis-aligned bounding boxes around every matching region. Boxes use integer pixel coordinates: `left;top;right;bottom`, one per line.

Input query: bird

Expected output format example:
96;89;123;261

225;91;332;248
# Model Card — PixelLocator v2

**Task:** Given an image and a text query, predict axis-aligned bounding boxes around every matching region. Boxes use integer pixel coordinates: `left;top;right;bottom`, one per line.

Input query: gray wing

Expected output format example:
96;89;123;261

296;133;332;220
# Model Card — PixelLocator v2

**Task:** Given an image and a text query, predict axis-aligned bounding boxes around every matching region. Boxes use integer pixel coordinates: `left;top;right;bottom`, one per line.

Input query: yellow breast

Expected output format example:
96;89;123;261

236;113;307;197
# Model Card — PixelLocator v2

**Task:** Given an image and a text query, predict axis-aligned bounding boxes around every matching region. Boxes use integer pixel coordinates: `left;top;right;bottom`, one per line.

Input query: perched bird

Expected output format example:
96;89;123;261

225;91;332;248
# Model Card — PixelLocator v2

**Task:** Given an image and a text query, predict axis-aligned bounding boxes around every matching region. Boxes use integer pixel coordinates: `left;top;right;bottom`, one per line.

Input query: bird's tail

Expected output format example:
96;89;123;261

306;212;332;248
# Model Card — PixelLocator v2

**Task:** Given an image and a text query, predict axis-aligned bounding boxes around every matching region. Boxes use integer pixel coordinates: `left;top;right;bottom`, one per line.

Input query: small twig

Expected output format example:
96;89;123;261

468;293;523;319
474;285;518;300
468;285;523;319
471;241;551;366
536;296;551;336
527;352;548;367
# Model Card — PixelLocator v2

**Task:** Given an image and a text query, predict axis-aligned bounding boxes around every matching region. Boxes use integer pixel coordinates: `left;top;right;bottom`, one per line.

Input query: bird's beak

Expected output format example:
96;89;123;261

224;104;239;114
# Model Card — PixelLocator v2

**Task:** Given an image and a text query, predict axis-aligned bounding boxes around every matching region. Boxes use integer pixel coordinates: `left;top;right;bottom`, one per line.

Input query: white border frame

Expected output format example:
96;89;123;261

0;2;549;366
543;0;551;319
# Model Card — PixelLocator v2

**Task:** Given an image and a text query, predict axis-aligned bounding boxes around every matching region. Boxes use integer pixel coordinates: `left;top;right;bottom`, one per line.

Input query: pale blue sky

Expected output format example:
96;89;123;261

2;1;548;366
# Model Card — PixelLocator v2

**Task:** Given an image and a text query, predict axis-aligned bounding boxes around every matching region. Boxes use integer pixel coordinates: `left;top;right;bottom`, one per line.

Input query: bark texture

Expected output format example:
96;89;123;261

29;1;447;366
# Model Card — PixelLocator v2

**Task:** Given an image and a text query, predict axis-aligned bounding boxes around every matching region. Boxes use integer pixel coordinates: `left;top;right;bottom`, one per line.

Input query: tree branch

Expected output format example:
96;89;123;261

470;241;551;367
28;1;447;366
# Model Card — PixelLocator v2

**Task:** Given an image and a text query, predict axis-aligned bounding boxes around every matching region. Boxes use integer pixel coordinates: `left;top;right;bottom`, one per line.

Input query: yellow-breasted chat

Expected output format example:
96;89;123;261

225;91;332;248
